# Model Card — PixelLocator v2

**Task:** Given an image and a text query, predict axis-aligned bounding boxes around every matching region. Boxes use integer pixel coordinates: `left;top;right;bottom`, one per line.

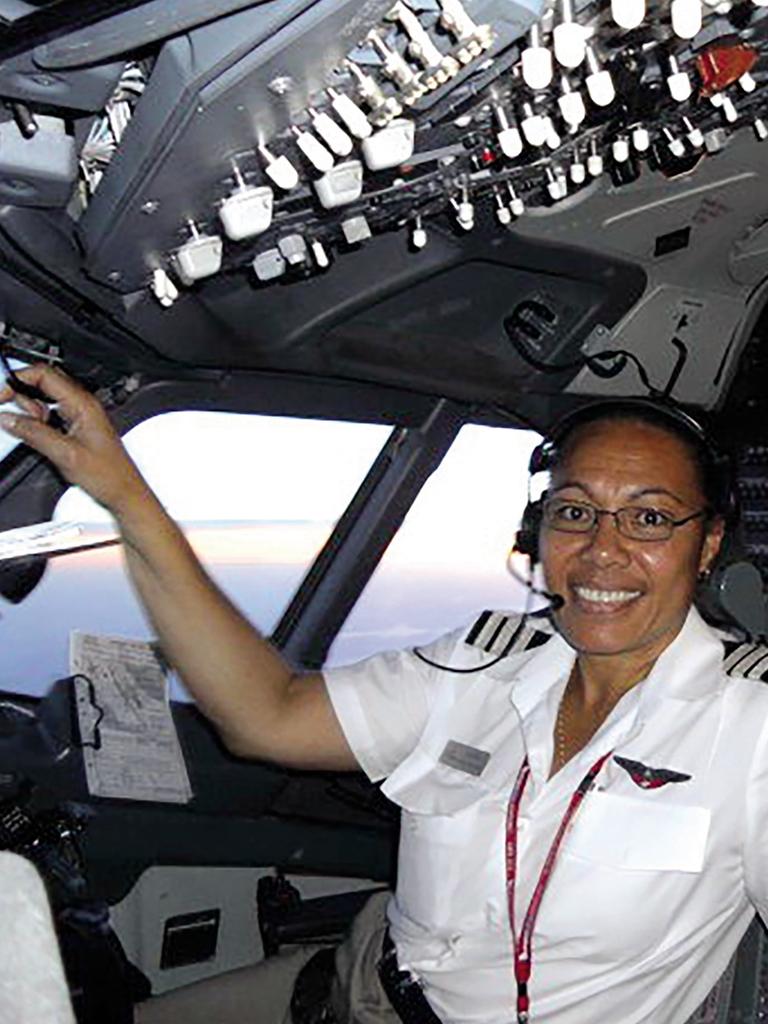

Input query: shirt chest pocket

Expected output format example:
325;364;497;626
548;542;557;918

384;753;502;931
541;791;713;964
564;790;711;873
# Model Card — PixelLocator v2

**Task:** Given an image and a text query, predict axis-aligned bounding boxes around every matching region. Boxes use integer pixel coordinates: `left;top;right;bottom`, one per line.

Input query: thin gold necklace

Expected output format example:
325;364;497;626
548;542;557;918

553;667;631;774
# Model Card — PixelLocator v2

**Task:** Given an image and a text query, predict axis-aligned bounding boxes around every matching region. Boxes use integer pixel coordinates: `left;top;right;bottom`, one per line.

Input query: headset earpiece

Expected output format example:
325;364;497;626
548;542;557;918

527;439;555;477
514;499;543;563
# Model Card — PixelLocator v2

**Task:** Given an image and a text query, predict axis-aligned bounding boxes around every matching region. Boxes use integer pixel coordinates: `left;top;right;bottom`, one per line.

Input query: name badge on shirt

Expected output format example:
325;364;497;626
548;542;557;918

439;740;490;777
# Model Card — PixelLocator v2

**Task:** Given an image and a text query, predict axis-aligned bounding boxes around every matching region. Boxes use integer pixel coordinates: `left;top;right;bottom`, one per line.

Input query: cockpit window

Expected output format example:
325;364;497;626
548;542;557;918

3;410;389;698
327;424;542;667
0;357;31;463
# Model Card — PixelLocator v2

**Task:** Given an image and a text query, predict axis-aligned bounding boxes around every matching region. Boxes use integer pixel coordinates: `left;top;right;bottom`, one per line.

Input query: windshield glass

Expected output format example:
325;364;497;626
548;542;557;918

1;410;390;698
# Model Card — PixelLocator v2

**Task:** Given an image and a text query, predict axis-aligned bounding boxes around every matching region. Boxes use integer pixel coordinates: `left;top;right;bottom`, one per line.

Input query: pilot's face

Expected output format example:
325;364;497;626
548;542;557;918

540;418;724;662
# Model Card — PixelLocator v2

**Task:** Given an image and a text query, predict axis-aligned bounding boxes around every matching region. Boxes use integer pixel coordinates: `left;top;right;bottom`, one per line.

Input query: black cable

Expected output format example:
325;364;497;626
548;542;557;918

412;614;528;673
507;334;688;400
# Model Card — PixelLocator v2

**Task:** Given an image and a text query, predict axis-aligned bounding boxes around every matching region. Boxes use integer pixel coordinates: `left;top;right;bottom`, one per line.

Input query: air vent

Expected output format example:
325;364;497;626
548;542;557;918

160;909;220;969
654;227;691;258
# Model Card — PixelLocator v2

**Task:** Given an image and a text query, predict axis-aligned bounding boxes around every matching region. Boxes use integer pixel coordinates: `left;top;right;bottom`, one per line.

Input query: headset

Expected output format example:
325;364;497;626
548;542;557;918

416;398;750;672
513;397;738;566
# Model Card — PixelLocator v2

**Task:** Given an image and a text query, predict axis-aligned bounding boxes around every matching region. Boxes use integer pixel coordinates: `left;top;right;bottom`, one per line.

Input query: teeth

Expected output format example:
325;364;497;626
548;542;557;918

574;586;641;604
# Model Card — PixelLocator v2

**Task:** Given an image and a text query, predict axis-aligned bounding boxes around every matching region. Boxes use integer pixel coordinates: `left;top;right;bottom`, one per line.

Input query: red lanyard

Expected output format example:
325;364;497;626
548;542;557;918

505;750;613;1023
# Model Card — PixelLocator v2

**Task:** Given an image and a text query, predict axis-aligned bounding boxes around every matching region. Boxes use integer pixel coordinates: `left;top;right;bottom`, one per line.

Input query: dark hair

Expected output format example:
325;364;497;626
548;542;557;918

545;399;736;526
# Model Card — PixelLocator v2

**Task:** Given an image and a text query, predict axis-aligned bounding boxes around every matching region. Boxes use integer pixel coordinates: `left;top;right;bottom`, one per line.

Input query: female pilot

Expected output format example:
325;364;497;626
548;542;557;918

1;366;765;1024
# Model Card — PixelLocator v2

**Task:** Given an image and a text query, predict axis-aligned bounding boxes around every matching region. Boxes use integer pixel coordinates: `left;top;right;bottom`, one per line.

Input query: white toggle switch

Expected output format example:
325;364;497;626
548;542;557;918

310;239;330;268
313;160;364;209
546;167;566;200
553;0;586;69
671;0;702;37
739;72;757;93
522;46;553;90
507;183;525;217
173;225;223;286
632;125;650;151
452;186;474;230
586;69;615;107
612;136;630;162
611;0;645;28
754;118;768;140
151;267;179;308
494;189;512;225
570;156;586;184
544;118;562;150
258;143;299;191
585;46;616;107
328;89;373;139
411;214;428;248
553;21;586;69
309;108;353;157
219;180;274;241
667;56;692;102
495;106;523;158
664;127;685;157
361;119;415;170
721;96;738;122
521;104;548;147
558;80;586;128
587;141;603;176
292;126;334;173
683;116;704;148
499;125;523;158
521;24;553;90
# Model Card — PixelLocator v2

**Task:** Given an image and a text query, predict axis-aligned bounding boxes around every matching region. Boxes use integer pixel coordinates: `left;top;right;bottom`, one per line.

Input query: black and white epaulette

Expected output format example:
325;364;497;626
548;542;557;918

464;611;551;659
722;639;768;681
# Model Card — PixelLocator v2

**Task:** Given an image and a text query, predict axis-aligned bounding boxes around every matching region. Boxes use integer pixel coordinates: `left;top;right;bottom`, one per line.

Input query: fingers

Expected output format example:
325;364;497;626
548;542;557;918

0;408;73;467
4;392;49;422
0;364;91;422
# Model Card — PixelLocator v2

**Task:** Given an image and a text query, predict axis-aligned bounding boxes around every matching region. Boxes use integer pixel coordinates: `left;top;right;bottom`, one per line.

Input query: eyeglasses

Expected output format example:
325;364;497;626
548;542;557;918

542;496;708;542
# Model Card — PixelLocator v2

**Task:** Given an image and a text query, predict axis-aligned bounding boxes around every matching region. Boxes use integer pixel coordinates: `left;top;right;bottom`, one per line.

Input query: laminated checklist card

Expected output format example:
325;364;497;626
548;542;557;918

71;632;192;804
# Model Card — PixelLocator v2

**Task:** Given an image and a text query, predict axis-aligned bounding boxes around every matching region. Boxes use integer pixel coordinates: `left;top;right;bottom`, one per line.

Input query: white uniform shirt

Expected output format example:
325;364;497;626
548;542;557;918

324;607;768;1024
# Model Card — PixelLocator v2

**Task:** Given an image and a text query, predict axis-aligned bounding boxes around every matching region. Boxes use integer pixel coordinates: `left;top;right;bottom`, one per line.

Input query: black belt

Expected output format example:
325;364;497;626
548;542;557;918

378;929;444;1024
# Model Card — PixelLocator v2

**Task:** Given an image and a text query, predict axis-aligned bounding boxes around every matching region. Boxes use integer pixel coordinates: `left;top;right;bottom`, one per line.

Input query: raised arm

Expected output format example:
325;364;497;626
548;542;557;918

0;366;357;770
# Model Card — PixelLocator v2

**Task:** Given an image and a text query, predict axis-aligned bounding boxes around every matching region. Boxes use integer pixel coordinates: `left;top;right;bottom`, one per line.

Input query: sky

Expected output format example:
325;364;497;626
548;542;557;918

0;406;542;694
54;410;540;541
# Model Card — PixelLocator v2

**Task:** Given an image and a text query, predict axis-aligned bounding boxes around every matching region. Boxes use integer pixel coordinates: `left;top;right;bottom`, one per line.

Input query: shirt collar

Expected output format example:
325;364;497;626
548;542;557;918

506;605;724;720
634;606;725;712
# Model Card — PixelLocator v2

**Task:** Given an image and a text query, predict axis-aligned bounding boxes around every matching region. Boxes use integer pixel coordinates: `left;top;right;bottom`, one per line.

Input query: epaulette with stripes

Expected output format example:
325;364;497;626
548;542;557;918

464;611;551;658
722;639;768;681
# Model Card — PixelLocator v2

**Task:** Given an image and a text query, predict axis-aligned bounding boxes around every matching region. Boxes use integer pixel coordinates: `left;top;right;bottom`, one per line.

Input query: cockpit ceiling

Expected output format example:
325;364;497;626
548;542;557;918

0;0;764;411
